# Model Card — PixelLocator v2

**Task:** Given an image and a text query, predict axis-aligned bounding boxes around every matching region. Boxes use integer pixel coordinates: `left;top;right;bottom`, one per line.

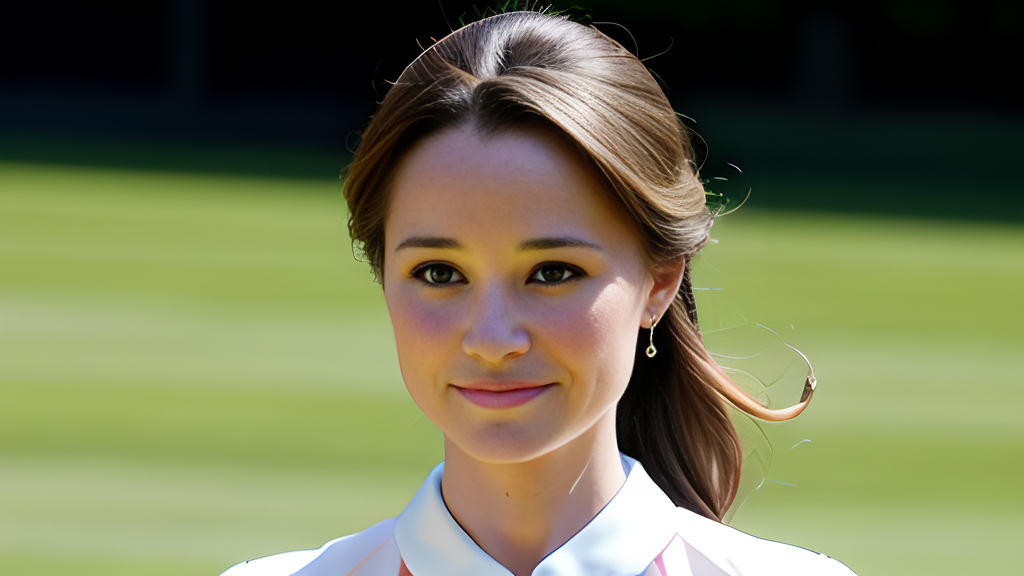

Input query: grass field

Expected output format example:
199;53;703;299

2;160;1022;575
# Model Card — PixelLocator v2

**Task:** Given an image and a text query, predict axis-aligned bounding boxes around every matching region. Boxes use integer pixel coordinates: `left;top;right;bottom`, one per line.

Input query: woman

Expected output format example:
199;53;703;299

223;10;853;576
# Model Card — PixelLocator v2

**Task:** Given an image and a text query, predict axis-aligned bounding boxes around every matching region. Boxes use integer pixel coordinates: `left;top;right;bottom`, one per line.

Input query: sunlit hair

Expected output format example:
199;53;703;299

344;10;807;520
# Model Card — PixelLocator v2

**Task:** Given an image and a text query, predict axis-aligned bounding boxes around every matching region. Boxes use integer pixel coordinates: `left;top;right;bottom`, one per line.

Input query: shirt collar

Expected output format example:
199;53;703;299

394;454;680;576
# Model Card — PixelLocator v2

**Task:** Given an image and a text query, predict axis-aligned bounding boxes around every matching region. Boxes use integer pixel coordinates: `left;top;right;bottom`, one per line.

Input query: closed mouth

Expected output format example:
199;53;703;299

452;382;555;409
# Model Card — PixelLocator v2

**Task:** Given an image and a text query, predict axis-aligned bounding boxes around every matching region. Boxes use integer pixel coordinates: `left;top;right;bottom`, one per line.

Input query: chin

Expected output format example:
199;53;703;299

447;420;566;465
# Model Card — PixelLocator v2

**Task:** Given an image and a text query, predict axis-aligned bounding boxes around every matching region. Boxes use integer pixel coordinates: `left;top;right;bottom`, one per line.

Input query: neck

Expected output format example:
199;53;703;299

439;411;626;576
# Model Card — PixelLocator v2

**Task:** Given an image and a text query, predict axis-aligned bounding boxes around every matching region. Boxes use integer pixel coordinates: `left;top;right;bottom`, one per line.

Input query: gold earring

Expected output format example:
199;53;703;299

646;314;659;358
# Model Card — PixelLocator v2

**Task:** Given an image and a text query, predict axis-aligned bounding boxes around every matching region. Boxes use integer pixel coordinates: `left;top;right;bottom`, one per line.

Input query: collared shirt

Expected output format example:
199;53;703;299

223;455;855;576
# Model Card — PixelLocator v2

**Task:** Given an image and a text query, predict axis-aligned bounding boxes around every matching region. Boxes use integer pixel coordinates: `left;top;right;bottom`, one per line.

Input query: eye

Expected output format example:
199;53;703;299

413;263;465;286
529;263;583;285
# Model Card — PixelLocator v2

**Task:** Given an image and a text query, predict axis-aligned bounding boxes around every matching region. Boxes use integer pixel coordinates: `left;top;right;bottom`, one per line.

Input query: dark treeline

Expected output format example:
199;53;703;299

1;0;1021;219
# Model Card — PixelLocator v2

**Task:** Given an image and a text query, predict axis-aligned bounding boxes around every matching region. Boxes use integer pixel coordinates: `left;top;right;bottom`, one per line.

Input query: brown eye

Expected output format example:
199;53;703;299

416;264;463;285
529;264;580;284
429;266;452;283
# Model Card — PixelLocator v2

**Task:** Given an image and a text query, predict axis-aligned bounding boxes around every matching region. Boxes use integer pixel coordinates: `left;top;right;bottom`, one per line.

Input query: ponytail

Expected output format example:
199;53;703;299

617;259;742;519
619;256;815;520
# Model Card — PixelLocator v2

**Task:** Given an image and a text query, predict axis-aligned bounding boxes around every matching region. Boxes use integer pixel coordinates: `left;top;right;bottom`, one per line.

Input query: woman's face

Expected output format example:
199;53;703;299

383;124;674;464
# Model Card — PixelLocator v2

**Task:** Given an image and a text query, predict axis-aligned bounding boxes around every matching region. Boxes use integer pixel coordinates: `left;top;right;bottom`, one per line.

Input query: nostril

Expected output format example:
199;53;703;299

462;323;530;363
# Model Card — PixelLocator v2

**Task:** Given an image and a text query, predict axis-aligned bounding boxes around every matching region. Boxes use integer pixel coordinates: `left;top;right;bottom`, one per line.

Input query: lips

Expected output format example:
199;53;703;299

453;381;555;409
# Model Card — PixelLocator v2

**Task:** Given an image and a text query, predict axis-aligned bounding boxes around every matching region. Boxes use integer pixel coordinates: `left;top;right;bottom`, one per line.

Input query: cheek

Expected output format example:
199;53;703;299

384;287;462;381
538;280;640;390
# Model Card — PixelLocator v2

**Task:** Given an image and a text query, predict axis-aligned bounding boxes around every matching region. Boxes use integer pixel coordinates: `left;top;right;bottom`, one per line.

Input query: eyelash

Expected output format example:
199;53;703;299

410;262;465;288
528;262;586;285
409;262;586;288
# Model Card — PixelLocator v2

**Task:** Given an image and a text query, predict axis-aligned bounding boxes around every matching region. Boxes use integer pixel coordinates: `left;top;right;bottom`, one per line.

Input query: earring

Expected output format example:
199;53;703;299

646;314;659;358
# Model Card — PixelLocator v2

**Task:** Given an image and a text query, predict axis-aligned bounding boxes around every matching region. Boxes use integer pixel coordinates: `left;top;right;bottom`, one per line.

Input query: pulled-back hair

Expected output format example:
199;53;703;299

343;11;811;521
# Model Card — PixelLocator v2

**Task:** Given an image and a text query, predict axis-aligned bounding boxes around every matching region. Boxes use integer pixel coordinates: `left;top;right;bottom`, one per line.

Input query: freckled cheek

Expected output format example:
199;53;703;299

386;289;464;376
533;285;638;386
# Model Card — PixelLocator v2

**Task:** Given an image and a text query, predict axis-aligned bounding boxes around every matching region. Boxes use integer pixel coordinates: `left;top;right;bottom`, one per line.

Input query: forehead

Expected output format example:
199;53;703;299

384;124;640;252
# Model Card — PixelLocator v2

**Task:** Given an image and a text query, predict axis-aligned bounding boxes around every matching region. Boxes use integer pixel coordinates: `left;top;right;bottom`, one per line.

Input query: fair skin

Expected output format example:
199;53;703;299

382;124;686;576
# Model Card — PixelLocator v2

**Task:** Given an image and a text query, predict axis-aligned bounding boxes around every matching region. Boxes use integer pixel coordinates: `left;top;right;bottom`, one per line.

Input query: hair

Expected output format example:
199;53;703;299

343;10;811;521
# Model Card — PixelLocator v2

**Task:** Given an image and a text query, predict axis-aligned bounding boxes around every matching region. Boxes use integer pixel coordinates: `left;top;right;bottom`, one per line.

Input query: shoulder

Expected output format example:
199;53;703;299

219;517;399;576
669;508;856;576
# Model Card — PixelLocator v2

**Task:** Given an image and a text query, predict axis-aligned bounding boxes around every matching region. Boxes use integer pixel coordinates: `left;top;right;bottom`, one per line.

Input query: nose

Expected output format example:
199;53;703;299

461;284;530;364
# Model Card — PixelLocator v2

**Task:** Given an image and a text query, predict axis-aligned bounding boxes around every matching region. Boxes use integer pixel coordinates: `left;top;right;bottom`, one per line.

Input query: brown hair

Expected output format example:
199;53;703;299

343;11;812;521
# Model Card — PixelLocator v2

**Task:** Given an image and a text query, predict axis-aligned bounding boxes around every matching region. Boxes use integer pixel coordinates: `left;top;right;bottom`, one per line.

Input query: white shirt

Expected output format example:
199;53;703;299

222;455;855;576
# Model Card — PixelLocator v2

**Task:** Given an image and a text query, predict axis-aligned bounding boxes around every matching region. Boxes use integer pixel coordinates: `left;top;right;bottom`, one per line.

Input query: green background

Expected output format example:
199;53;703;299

2;157;1022;575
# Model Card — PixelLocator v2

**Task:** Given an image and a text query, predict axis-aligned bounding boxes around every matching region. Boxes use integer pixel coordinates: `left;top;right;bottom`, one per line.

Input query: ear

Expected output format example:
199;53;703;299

643;257;687;328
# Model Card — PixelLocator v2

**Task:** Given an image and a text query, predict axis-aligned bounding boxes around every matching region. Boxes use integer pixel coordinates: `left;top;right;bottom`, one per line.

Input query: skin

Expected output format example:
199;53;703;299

382;124;685;576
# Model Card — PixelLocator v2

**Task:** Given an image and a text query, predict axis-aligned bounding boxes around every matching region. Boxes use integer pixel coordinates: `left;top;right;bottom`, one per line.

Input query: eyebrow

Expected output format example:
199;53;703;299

516;237;602;252
394;236;602;253
395;236;463;251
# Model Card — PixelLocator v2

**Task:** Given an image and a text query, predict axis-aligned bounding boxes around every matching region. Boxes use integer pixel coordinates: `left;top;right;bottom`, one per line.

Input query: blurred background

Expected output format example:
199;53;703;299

1;1;1021;574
